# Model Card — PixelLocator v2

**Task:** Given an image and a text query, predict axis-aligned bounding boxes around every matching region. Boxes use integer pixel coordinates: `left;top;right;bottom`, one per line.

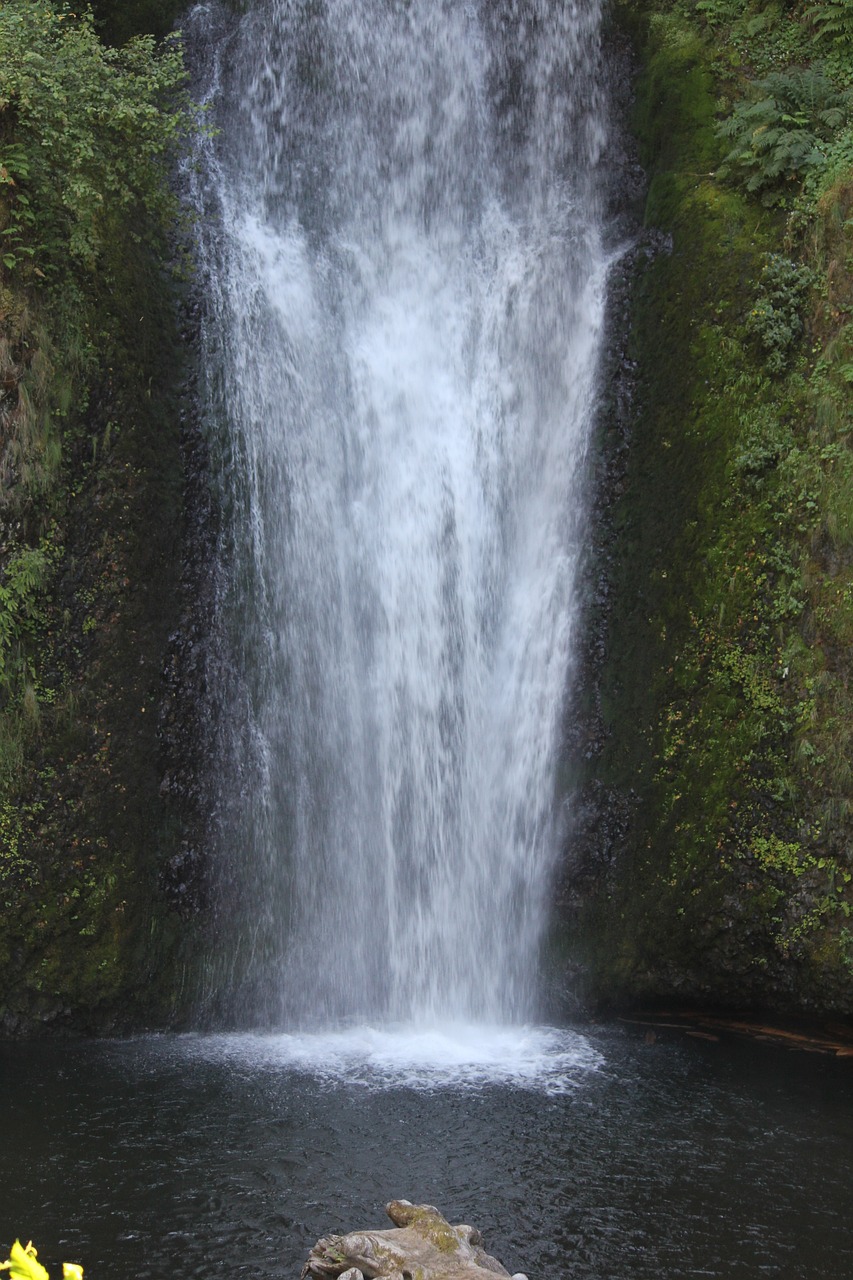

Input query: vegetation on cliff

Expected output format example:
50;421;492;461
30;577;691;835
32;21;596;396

0;1;195;1032
571;0;853;1016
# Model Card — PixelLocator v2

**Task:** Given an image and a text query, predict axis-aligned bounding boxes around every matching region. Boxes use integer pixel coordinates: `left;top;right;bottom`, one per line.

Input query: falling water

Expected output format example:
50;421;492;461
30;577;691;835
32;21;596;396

187;0;611;1031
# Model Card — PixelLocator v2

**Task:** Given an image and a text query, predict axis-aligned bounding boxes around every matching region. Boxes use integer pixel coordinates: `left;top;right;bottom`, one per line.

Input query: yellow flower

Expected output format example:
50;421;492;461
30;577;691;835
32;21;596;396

1;1241;50;1280
62;1266;84;1280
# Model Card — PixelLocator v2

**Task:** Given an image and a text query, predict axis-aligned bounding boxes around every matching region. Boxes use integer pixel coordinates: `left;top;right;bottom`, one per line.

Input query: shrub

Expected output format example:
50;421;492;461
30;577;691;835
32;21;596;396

0;1;192;273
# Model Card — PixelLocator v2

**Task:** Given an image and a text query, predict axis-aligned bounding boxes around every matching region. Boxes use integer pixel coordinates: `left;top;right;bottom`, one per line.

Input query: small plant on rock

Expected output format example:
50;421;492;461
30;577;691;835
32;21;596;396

746;254;815;372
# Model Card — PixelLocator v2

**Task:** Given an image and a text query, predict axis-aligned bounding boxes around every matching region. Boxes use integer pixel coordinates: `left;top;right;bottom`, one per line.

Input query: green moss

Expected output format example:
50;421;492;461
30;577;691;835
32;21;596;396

404;1206;460;1255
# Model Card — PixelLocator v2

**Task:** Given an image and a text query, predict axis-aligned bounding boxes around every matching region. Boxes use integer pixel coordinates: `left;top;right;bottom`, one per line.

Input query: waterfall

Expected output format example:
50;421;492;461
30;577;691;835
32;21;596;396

187;0;610;1030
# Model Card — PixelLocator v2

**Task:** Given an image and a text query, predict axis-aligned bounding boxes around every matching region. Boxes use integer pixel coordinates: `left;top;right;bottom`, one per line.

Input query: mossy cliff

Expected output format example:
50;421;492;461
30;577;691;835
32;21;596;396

0;1;199;1034
563;0;853;1018
4;0;851;1034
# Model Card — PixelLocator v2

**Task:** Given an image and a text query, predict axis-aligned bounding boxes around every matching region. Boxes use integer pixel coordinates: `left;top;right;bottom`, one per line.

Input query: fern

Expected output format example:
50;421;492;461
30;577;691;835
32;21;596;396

806;0;853;48
717;68;853;198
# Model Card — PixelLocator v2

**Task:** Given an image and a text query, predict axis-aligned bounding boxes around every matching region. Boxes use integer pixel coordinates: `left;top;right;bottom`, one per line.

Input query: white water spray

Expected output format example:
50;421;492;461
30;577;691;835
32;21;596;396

188;0;610;1034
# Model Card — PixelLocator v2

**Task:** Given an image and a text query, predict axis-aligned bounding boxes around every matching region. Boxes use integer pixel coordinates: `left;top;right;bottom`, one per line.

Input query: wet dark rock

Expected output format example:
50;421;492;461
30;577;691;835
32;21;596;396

155;307;221;925
554;57;650;979
160;843;208;918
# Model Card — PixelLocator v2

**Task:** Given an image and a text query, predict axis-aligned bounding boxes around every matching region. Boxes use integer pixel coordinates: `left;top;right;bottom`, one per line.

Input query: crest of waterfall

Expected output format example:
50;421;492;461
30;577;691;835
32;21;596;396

185;0;610;1028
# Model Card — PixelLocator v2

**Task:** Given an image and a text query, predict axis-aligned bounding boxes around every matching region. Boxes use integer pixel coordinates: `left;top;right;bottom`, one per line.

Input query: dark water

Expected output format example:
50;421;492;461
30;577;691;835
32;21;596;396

3;1025;852;1280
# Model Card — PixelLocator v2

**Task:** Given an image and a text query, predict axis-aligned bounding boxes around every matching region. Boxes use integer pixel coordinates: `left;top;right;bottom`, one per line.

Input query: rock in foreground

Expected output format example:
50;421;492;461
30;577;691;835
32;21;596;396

301;1200;529;1280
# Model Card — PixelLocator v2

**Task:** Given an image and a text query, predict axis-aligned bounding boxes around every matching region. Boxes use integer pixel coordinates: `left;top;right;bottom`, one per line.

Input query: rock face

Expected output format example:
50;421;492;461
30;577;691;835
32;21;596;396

302;1201;528;1280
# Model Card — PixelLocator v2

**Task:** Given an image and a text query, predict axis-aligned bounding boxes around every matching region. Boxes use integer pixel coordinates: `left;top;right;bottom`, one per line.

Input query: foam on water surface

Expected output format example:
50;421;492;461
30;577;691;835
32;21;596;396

176;1023;603;1093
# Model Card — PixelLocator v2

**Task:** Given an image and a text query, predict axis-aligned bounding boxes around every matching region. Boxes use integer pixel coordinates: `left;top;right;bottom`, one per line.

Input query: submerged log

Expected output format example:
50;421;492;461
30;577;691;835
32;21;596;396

301;1200;529;1280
